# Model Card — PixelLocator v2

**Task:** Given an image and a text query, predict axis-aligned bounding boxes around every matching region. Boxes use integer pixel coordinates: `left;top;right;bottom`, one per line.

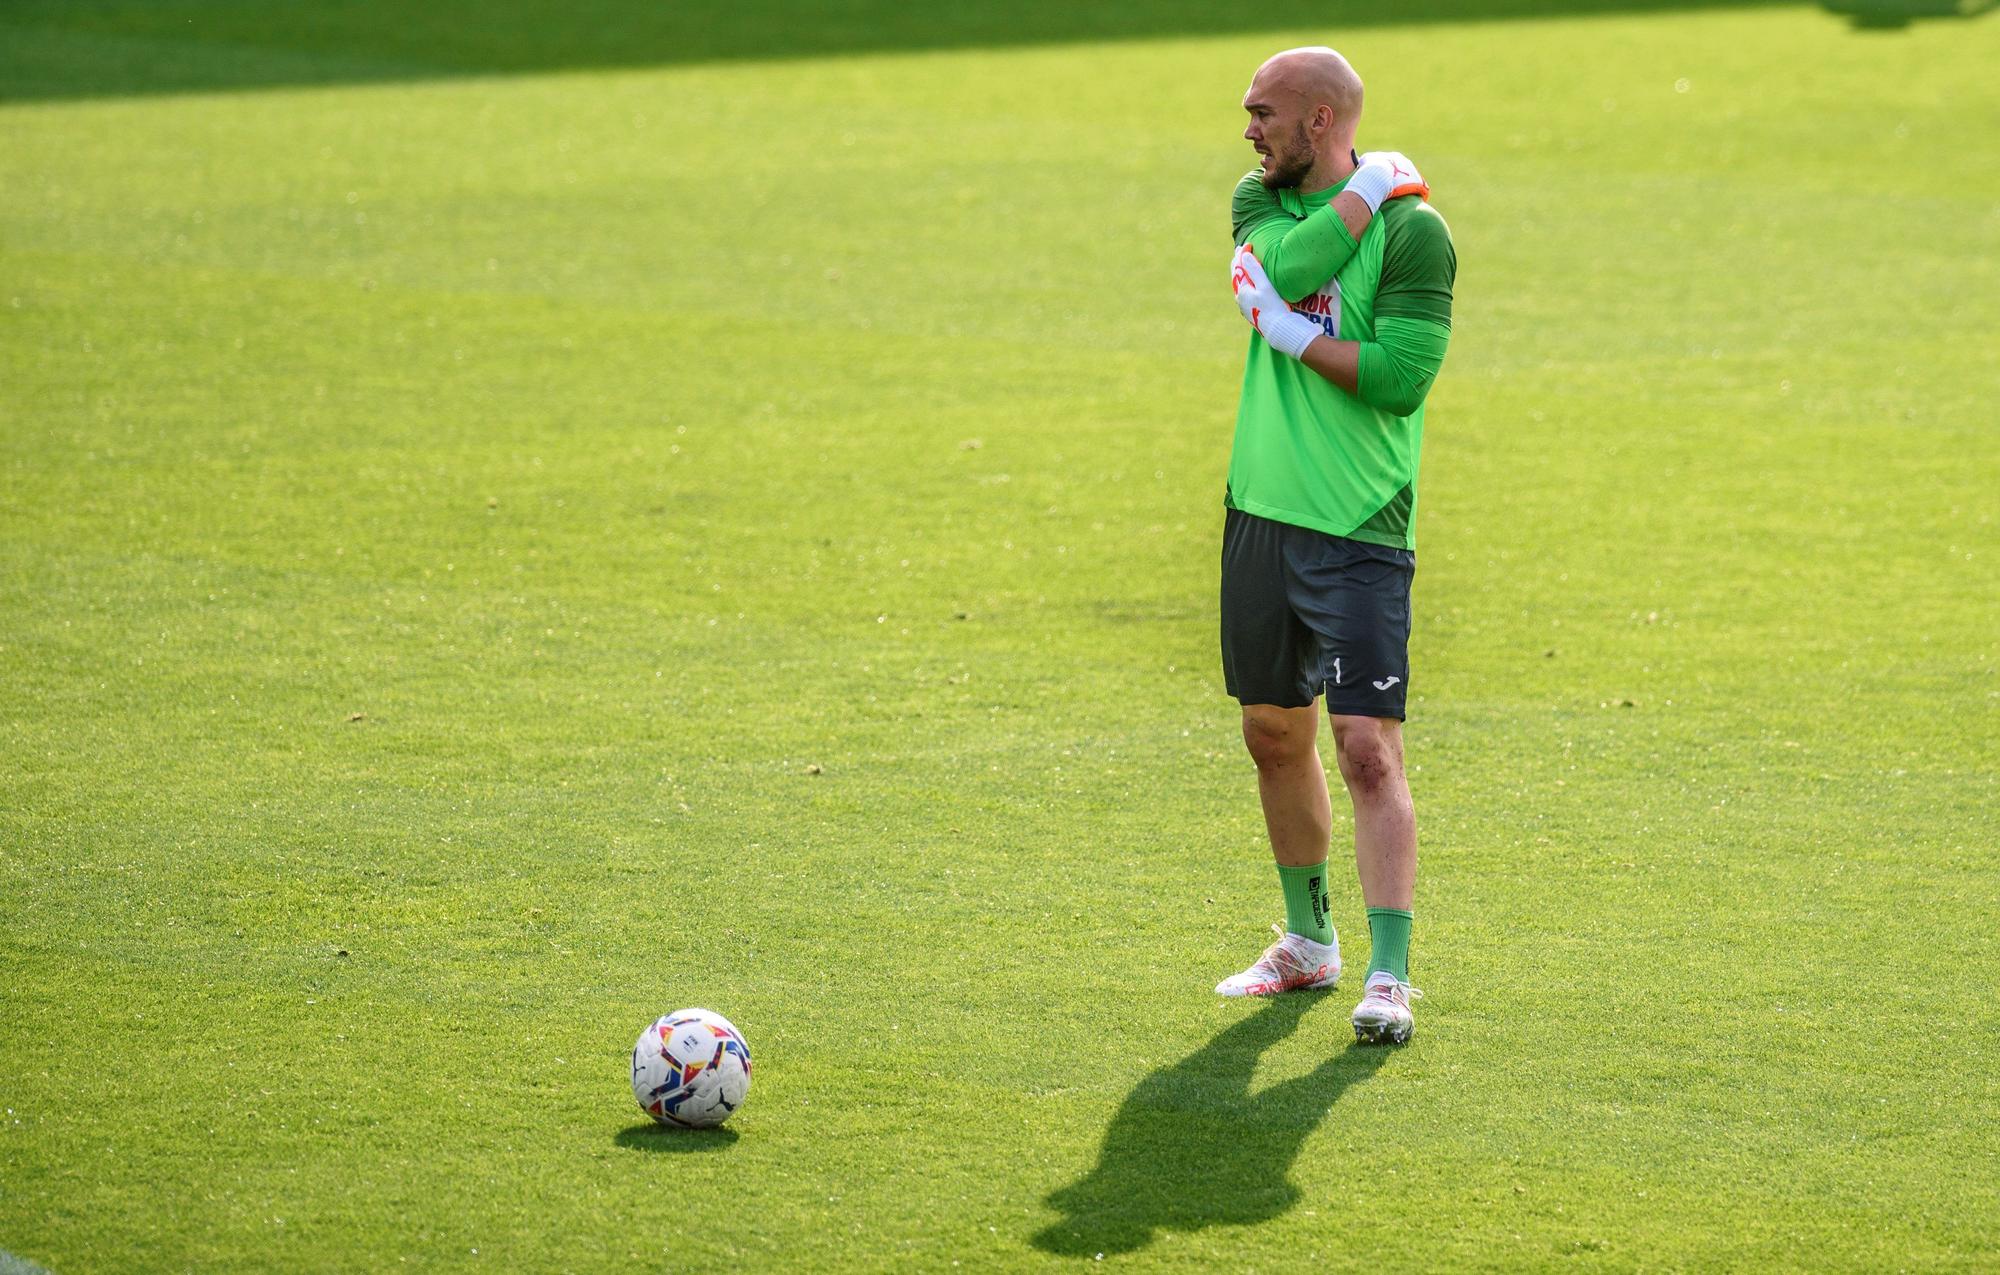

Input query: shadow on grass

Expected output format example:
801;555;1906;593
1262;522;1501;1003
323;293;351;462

1820;0;1995;27
1032;995;1390;1258
4;0;1817;105
614;1123;741;1153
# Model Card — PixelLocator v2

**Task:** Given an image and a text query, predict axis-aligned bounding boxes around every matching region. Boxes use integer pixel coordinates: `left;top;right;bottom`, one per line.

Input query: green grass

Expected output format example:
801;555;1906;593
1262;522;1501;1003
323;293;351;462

3;3;1998;1271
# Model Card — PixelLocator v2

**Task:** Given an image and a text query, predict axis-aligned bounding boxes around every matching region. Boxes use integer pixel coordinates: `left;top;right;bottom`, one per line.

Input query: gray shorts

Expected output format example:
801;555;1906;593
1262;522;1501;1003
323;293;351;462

1219;507;1415;717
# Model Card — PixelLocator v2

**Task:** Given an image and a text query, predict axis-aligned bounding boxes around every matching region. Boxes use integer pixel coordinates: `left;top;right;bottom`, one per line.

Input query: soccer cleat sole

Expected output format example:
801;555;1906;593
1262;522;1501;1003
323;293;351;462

1352;1019;1413;1046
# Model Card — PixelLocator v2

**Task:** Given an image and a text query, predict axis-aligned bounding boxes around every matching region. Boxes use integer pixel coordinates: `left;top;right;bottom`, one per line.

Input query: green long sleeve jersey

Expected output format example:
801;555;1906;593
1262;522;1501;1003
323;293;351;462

1228;168;1457;549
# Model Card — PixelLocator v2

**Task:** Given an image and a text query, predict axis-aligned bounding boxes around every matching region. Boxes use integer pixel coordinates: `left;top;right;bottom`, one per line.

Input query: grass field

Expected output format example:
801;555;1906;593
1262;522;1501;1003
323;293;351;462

3;2;1997;1270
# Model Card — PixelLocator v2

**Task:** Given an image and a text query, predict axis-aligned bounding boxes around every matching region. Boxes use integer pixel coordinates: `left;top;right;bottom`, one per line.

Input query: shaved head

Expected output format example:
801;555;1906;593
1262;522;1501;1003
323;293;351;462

1242;46;1366;190
1254;46;1365;131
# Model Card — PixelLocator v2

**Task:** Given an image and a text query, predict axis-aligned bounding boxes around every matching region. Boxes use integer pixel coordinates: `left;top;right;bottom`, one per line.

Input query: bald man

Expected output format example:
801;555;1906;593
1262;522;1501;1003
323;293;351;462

1213;47;1456;1046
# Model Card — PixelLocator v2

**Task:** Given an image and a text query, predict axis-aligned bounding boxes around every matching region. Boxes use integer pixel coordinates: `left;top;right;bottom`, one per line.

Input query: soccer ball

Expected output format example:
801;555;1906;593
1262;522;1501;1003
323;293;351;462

631;1008;752;1128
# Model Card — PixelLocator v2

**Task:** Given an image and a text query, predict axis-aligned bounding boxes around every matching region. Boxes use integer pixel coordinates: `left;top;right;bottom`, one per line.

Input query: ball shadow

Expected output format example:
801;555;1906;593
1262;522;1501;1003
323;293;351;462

613;1123;742;1153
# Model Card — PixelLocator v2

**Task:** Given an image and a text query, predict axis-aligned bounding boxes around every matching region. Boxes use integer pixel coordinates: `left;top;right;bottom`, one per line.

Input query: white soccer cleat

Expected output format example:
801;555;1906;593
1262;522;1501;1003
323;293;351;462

1350;970;1423;1045
1215;924;1341;997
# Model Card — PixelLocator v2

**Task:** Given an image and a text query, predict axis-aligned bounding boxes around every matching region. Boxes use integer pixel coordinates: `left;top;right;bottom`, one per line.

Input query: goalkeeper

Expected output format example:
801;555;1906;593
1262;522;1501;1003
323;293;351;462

1211;46;1456;1047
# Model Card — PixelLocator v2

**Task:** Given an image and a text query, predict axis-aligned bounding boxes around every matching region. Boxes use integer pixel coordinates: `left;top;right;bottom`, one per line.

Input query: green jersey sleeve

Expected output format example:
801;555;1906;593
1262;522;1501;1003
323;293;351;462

1353;198;1456;416
1230;170;1287;244
1356;317;1452;418
1373;197;1456;327
1231;170;1361;304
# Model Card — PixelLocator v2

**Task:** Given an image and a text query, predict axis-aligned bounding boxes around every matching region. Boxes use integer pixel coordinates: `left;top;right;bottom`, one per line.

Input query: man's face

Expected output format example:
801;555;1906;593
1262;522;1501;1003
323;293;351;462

1242;80;1314;189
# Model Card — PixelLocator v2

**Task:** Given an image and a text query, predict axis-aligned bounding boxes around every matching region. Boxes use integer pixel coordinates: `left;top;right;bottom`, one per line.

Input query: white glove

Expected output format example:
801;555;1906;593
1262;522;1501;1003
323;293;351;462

1231;245;1321;360
1344;150;1430;213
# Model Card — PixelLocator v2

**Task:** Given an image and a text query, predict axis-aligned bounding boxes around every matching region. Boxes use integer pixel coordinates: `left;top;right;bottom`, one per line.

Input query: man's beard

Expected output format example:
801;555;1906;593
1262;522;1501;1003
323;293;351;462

1260;124;1315;189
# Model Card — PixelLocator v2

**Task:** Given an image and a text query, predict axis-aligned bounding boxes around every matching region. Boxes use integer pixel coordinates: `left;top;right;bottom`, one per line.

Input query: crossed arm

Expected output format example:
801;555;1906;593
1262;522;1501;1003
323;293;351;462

1232;150;1425;298
1231;154;1455;415
1236;184;1377;302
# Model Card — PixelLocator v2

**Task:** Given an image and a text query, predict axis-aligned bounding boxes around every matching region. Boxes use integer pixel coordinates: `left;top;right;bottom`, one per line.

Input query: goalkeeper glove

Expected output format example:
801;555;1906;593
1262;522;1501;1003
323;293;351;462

1231;246;1322;360
1344;150;1430;213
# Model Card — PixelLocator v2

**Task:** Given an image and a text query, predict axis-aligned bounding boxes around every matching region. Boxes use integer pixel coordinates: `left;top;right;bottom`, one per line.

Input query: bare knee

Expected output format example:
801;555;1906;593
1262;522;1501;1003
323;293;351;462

1241;705;1317;774
1331;716;1404;801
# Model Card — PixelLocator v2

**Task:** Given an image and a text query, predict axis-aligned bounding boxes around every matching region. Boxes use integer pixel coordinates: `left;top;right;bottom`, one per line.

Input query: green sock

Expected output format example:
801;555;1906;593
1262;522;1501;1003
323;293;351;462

1276;861;1335;946
1365;907;1414;982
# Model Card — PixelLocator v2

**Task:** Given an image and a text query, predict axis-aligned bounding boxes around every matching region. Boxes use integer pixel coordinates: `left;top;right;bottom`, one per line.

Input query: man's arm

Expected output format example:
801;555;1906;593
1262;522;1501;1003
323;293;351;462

1233;174;1368;303
1231;153;1428;302
1296;316;1452;417
1260;201;1456;417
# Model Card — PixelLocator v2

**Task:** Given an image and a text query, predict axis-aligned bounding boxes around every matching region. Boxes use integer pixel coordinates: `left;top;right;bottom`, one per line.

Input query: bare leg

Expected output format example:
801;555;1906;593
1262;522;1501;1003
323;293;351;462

1241;704;1332;868
1328;715;1415;909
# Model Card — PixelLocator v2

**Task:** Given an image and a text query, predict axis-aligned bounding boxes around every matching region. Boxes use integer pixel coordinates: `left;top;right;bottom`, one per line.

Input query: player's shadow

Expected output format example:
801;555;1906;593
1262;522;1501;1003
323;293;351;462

613;1123;741;1153
1032;996;1389;1258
